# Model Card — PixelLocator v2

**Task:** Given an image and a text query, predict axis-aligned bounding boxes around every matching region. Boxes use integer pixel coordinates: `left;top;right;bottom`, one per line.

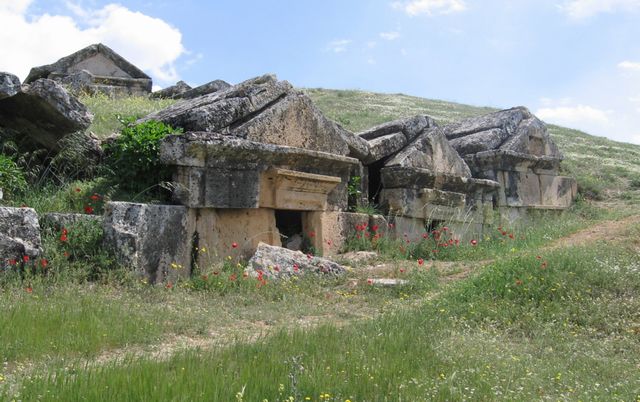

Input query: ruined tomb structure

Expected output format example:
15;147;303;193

102;75;576;282
25;43;152;97
443;107;577;222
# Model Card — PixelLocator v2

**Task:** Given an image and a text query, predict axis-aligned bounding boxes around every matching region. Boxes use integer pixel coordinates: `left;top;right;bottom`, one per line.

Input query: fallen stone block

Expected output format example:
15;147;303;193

102;202;192;283
246;242;346;280
0;207;43;264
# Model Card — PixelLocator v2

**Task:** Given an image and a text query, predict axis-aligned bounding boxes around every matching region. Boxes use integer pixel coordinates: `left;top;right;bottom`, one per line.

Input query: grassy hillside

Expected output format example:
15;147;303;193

305;88;640;202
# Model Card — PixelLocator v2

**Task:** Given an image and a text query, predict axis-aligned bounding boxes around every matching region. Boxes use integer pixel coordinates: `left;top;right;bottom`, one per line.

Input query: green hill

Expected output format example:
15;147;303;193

305;88;640;203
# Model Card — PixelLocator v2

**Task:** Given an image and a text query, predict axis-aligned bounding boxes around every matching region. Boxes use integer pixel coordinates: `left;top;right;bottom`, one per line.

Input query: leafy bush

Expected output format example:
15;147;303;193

0;153;27;199
104;118;182;194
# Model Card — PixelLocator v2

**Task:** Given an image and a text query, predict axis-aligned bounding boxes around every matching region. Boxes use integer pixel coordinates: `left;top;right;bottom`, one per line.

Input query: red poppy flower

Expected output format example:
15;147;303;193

367;278;373;285
40;259;48;268
63;251;70;258
515;279;523;286
201;274;208;281
470;239;478;246
372;224;379;232
417;258;424;265
231;242;238;249
166;282;173;289
508;233;514;239
229;273;237;281
388;223;395;228
90;194;101;201
326;240;332;246
443;226;449;232
75;188;81;192
25;287;33;293
400;268;405;273
422;233;429;239
213;271;219;276
22;255;29;263
309;231;316;238
536;255;542;259
60;234;68;242
501;231;507;236
293;264;299;272
84;205;94;214
8;259;17;266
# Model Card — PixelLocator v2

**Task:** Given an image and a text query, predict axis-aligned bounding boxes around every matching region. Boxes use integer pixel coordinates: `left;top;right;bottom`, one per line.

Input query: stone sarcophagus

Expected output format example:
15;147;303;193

443;106;577;220
25;43;152;97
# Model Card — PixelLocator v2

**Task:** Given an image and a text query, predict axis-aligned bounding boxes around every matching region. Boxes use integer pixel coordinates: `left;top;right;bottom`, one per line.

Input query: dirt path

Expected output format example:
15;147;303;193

544;214;640;251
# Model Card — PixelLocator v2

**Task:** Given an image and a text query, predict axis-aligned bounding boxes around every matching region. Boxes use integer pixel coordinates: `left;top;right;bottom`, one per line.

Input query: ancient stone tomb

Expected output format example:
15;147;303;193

101;74;576;282
25;43;152;97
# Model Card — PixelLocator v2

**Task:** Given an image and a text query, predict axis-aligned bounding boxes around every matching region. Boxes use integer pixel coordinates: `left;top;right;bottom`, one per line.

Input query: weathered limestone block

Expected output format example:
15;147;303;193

143;74;358;157
246;242;346;280
381;188;466;220
0;72;21;100
141;75;291;134
386;127;472;178
192;208;281;264
443;107;531;140
161;132;359;210
303;211;370;256
358;115;436;142
230;92;350;156
540;175;577;208
448;128;509;156
102;202;192;283
0;78;92;151
25;43;152;96
179;79;231;99
0;207;42;263
363;132;407;165
380;166;500;193
150;80;192;99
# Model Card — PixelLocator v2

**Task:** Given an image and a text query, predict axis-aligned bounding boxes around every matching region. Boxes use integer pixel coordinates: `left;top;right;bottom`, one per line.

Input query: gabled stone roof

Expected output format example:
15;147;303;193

25;43;150;83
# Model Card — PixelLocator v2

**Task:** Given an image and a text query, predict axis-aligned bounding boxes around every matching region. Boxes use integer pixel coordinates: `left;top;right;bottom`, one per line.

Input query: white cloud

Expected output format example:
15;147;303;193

618;61;640;71
559;0;640;20
0;0;185;84
392;0;467;16
536;104;611;127
366;41;377;48
326;39;352;53
379;31;400;40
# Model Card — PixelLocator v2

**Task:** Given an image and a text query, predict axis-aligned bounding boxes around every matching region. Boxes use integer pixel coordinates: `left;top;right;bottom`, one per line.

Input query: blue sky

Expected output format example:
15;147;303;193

2;0;640;144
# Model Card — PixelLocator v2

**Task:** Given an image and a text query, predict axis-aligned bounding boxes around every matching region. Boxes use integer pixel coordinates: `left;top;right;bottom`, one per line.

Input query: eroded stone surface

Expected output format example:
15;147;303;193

179;79;231;99
102;202;192;283
150;80;192;99
358;115;436;142
143;74;360;157
0;72;21;100
25;43;152;96
386;127;472;178
443;107;562;160
246;242;346;280
0;78;92;151
0;207;42;263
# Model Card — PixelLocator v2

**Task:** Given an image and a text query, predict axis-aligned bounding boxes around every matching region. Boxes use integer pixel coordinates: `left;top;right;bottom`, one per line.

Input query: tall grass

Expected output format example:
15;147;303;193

80;93;175;138
11;243;639;401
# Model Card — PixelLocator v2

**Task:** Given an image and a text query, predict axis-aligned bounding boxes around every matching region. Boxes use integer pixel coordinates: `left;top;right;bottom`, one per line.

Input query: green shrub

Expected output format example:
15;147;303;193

104;118;182;194
0;154;27;199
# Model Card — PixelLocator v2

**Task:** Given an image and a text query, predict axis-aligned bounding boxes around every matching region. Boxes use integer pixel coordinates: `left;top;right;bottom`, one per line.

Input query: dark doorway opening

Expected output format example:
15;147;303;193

275;210;303;250
367;159;386;205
